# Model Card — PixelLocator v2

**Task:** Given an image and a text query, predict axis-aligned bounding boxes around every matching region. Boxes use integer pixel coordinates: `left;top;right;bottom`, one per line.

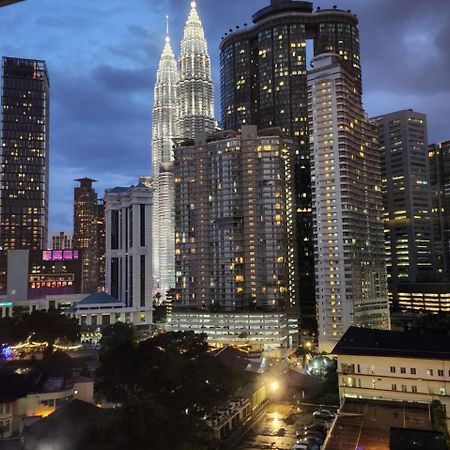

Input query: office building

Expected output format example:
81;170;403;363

429;140;450;279
308;54;388;352
104;181;153;312
333;327;450;423
50;231;73;250
73;178;102;293
178;1;214;139
0;57;50;251
392;282;450;313
220;0;361;331
96;199;106;291
373;110;432;305
151;25;179;299
0;249;82;302
173;126;296;349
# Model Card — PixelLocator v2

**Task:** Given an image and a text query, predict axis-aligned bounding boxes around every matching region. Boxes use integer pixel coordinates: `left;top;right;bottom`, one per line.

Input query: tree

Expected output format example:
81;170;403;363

295;346;312;368
95;330;235;450
0;309;80;357
21;309;80;356
0;316;22;346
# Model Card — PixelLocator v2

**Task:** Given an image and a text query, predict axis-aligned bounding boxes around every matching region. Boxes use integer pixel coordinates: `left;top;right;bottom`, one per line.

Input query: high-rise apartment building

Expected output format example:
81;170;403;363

308;54;389;352
151;26;179;299
373;110;433;305
50;231;73;250
0;57;50;251
174;126;296;312
178;1;214;140
219;0;361;331
104;182;153;311
429;140;450;280
73;178;101;293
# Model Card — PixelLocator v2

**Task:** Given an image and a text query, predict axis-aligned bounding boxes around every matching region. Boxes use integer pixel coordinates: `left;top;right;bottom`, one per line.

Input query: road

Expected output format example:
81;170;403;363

234;403;317;450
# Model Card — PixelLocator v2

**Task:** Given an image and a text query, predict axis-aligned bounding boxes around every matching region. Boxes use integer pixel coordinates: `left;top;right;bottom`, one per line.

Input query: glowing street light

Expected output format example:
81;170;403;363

270;380;280;392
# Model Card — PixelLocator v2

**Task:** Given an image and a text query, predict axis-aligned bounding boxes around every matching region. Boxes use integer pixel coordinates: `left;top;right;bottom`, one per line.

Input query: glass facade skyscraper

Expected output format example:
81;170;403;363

373;110;432;306
73;177;101;293
0;57;50;251
178;1;215;140
151;28;179;299
220;0;361;331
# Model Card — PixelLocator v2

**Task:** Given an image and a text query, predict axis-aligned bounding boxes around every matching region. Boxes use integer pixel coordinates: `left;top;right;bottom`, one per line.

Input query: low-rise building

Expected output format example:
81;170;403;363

205;382;267;440
0;372;94;439
323;398;444;450
332;327;450;424
0;292;153;343
170;310;290;353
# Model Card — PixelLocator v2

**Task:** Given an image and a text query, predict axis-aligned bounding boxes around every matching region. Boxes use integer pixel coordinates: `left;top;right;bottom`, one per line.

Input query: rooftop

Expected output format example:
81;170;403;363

323;399;435;450
332;326;450;360
78;292;121;306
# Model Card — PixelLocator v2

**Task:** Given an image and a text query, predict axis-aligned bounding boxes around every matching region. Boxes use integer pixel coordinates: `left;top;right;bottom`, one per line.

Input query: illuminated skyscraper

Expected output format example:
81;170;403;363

373;110;432;306
73;178;101;293
151;20;180;298
308;54;389;352
0;57;49;251
174;127;296;310
178;1;214;139
220;0;361;332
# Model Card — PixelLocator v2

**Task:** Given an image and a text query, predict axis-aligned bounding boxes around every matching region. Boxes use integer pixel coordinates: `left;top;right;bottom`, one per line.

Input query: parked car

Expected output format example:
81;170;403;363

292;441;311;450
306;421;328;435
306;429;325;443
312;409;335;420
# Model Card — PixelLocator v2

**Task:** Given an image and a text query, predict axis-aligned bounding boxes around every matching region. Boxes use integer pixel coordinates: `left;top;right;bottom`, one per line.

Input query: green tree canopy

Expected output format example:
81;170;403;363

95;330;236;450
0;309;80;356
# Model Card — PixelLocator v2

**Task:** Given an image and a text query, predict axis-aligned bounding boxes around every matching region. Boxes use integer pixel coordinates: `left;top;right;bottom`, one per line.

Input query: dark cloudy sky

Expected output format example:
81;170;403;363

1;0;449;234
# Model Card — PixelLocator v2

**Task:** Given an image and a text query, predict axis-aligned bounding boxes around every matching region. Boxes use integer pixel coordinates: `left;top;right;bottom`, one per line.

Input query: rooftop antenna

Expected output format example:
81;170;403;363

165;15;170;42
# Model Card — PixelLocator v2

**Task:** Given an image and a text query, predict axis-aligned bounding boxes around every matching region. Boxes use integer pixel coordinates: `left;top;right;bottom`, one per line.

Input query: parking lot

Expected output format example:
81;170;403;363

234;403;323;450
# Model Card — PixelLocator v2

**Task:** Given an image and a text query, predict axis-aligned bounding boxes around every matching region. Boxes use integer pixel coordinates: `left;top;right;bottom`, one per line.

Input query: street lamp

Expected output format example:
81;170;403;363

270;380;280;392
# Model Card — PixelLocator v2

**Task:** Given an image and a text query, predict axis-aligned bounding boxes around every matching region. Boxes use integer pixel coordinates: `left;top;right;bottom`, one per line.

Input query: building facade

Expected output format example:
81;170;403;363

429;140;450;280
0;57;50;251
73;178;104;293
151;28;180;300
373;110;433;305
308;54;388;352
220;0;362;332
104;182;153;310
50;231;73;250
0;249;82;303
170;311;289;351
174;126;296;314
333;327;450;423
178;1;215;140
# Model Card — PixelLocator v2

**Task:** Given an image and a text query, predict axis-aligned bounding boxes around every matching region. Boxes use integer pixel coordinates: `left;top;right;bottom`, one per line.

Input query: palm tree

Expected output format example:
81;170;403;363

295;346;312;368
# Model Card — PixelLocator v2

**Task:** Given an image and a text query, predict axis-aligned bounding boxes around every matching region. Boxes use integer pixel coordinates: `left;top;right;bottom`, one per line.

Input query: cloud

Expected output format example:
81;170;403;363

2;0;449;232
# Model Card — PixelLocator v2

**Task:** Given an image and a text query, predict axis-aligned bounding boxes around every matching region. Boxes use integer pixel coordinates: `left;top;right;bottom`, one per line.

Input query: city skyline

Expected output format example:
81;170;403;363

0;0;448;233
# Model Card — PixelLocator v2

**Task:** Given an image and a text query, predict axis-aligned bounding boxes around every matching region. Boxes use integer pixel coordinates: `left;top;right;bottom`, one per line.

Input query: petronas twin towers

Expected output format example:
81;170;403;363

151;1;214;298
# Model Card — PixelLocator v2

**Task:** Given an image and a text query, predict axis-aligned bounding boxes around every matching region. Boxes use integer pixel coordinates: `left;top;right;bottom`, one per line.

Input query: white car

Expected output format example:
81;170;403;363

292;444;309;450
312;409;335;420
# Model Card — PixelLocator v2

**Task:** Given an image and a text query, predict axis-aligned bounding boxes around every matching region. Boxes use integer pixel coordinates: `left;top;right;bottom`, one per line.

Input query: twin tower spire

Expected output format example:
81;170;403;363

152;1;214;298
